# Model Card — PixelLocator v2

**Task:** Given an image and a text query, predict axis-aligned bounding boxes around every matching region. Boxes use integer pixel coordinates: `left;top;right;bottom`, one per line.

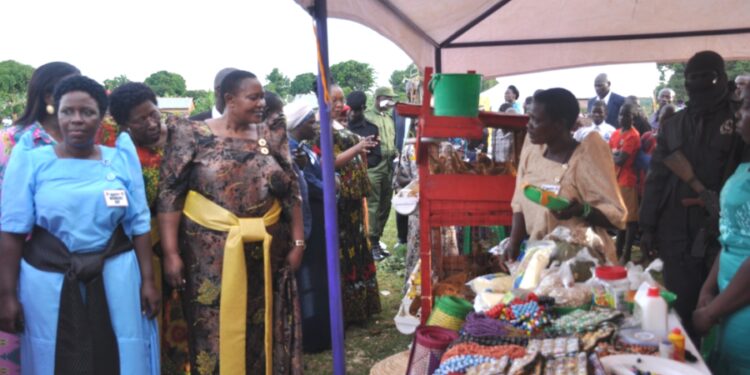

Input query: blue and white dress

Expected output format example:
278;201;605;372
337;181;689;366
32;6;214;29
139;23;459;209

1;132;159;375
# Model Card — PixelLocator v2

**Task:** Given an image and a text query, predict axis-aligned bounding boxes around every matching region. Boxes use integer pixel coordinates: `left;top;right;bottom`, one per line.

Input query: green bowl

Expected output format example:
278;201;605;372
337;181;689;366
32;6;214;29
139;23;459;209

523;184;570;210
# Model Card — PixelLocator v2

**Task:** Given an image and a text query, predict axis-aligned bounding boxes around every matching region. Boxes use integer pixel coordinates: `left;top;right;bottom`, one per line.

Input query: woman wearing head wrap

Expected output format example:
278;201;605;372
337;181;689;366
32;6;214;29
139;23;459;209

0;75;160;374
157;70;304;374
285;99;334;352
507;88;626;263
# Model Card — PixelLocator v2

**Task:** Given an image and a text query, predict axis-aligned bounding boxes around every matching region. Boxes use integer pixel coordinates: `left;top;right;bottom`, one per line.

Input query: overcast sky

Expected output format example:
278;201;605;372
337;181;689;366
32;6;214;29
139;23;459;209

0;0;661;96
0;0;413;90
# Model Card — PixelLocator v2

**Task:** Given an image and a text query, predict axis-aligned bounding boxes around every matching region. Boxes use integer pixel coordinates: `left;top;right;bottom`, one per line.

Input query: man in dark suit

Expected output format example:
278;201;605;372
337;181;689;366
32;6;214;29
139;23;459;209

189;67;237;121
587;73;625;128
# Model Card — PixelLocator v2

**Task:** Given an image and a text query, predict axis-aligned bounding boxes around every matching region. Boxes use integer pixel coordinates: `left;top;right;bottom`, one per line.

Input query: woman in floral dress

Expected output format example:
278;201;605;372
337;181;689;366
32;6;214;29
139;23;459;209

157;70;303;375
316;85;381;325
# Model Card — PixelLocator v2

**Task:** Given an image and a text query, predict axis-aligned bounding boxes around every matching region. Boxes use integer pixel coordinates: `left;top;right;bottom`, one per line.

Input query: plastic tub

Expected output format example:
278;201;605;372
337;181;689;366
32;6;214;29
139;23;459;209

591;266;629;313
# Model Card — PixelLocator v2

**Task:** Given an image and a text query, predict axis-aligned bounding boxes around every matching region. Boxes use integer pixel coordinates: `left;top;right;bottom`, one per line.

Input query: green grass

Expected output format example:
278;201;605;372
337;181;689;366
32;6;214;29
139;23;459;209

303;209;411;375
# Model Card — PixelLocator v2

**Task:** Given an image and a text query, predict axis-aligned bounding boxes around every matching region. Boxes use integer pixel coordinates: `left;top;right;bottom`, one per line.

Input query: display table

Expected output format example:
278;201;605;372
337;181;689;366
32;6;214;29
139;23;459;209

669;312;711;374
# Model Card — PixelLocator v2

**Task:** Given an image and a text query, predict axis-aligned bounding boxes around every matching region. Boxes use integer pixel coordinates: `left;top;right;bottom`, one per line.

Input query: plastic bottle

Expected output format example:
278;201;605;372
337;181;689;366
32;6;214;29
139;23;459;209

668;328;685;362
639;287;668;338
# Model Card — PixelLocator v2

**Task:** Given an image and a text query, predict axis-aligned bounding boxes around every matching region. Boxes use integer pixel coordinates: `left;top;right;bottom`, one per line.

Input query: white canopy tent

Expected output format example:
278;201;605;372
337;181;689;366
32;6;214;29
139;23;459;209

294;0;750;77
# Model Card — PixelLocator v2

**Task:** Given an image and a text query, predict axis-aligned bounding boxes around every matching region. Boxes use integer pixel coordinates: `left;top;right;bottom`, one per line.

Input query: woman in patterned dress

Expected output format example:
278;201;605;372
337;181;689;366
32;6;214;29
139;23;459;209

316;85;381;325
157;70;304;374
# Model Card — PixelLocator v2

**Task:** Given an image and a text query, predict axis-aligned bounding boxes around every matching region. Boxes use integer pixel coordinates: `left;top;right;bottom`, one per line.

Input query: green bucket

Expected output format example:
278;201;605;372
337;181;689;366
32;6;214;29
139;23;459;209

429;73;482;117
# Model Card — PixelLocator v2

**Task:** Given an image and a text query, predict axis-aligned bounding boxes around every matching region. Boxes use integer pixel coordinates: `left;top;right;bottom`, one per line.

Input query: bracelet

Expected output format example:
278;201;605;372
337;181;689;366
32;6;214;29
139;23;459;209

580;202;592;219
293;239;306;249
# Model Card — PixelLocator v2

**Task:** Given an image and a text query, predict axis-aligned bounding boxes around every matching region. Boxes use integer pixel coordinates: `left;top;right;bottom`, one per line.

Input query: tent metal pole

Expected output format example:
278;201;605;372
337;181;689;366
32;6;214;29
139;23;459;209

375;0;438;47
435;46;442;73
440;0;513;47
445;27;750;48
313;0;346;374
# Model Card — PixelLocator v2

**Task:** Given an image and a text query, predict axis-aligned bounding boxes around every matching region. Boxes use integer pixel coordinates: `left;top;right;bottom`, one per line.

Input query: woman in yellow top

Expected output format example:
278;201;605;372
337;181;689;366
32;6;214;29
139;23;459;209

508;88;626;264
157;70;304;375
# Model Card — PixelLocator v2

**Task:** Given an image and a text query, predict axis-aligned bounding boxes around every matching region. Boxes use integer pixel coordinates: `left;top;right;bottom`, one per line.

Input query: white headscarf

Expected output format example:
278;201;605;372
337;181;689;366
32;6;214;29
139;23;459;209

284;101;315;130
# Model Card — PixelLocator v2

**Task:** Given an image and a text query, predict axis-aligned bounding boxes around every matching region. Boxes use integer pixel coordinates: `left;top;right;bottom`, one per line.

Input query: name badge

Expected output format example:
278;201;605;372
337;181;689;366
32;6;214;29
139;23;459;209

540;184;561;195
104;190;129;207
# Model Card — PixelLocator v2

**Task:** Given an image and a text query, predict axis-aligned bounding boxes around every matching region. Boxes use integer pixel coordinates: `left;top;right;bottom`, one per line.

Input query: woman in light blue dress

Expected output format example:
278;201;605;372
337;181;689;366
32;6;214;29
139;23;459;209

694;86;750;374
0;76;160;375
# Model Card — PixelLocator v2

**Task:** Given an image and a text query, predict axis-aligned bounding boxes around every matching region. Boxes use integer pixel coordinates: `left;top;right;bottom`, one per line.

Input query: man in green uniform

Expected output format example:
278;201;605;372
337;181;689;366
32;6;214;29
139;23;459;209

365;87;397;260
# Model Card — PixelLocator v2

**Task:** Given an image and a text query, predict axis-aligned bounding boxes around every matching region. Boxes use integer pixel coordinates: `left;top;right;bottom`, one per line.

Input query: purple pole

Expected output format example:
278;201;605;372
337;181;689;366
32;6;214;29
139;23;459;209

312;0;346;373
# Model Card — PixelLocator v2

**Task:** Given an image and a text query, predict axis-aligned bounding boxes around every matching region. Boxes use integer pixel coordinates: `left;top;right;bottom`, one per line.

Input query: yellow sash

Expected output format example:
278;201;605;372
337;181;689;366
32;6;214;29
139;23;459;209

183;190;280;375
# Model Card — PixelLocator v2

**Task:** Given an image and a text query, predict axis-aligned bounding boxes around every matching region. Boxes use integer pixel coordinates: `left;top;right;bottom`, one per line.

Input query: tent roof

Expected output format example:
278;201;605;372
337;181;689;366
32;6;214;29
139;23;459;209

295;0;750;77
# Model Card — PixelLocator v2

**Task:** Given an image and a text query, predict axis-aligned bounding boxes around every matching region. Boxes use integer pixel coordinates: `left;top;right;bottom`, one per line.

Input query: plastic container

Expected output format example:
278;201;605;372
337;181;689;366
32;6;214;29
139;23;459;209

429;73;481;117
591;266;629;313
668;328;686;362
659;340;674;359
638;287;668;338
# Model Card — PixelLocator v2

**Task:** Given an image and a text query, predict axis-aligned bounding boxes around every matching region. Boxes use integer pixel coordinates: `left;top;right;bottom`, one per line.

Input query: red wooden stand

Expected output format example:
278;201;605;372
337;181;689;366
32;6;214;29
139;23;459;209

395;67;528;322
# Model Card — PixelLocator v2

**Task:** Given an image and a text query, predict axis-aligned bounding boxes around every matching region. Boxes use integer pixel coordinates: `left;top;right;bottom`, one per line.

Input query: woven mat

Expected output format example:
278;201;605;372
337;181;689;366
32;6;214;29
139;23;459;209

370;350;410;375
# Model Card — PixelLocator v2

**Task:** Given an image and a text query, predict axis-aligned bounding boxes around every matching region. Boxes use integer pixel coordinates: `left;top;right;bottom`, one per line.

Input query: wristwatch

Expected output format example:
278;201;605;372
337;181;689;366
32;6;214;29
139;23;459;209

293;239;306;249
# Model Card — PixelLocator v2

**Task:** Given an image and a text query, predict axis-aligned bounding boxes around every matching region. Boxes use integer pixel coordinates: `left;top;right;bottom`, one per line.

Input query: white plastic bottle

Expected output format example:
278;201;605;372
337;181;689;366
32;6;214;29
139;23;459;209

639;286;668;339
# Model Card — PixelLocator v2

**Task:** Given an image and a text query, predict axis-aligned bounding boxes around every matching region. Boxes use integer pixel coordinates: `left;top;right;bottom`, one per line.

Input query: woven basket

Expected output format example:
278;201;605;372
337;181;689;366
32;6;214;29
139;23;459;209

370;350;410;375
406;326;458;375
426;296;474;331
426;308;465;331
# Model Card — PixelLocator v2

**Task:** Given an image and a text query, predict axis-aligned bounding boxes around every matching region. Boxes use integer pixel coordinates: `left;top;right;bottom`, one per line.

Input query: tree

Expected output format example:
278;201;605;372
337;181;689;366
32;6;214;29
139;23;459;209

0;60;34;94
290;72;316;97
389;63;418;102
103;75;131;91
265;68;290;99
655;63;687;103
330;60;375;93
482;78;499;92
144;70;187;97
0;60;34;118
186;89;214;115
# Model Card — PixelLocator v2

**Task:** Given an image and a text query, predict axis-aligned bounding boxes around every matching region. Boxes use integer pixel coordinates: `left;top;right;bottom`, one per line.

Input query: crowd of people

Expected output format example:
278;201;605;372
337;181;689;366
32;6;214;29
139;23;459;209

0;49;748;375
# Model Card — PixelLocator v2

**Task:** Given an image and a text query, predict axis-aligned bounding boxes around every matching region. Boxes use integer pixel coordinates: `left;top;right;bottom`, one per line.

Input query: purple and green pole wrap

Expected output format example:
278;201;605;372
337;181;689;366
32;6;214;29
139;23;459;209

312;0;346;373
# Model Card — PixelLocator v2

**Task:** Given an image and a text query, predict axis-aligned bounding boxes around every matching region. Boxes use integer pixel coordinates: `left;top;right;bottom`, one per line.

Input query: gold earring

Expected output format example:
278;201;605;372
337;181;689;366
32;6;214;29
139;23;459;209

46;104;55;115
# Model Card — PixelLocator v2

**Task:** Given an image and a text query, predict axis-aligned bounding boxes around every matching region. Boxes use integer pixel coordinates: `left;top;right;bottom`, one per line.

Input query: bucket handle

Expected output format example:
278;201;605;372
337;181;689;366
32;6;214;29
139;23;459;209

428;75;441;93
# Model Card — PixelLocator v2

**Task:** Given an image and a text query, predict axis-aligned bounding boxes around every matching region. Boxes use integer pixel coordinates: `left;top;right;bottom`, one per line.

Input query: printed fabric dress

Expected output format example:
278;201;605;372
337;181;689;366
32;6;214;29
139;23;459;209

157;114;302;375
314;126;382;324
0;122;56;375
94;116;191;374
711;162;750;374
0;132;159;375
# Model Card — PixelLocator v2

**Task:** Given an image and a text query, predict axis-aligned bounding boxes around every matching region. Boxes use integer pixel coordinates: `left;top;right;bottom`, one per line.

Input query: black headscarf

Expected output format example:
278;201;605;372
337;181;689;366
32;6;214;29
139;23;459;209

684;51;729;114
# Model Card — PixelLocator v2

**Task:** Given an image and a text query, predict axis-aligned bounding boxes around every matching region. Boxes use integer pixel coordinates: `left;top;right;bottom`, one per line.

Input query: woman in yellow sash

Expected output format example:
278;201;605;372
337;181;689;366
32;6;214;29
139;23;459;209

157;70;304;375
